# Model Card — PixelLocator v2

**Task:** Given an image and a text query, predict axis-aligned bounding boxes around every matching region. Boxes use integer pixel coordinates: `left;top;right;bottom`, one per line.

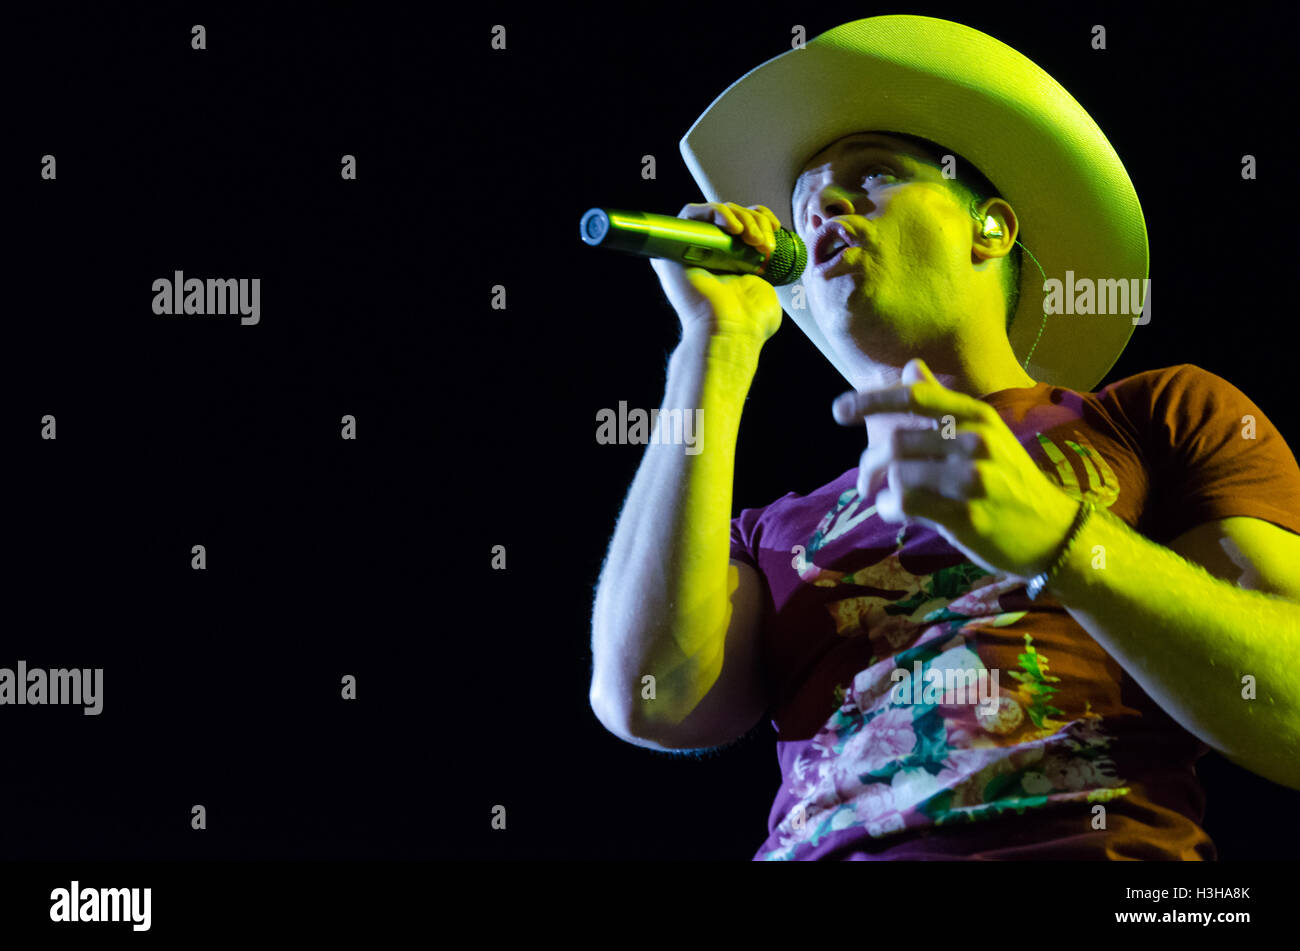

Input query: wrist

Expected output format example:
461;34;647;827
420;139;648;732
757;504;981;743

1041;502;1117;602
1025;497;1094;600
673;327;763;378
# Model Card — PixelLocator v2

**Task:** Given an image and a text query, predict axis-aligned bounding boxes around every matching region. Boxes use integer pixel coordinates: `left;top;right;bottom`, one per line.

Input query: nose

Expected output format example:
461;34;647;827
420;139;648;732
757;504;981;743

807;187;857;234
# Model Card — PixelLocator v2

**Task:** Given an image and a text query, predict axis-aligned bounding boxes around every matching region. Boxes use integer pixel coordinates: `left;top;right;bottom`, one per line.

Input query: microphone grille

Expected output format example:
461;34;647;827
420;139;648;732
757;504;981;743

765;229;808;285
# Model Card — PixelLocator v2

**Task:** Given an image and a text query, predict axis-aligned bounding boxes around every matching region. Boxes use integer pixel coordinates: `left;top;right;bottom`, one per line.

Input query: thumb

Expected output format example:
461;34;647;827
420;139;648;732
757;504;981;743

902;358;939;386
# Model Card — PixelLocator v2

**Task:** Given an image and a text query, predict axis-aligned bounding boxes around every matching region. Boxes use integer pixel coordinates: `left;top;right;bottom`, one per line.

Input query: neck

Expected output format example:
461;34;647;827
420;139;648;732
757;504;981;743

847;343;1038;477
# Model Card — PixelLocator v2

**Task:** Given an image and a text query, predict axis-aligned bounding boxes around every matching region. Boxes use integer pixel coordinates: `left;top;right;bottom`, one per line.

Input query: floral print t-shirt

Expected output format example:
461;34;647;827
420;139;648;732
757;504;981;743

729;365;1300;860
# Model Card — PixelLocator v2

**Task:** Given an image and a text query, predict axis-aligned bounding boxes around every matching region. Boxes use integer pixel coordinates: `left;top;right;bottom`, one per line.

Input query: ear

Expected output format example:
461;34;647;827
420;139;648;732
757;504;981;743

972;197;1017;263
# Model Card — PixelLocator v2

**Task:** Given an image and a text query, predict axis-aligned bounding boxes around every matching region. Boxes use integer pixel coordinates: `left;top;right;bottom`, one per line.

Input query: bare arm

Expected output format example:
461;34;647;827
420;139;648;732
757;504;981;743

589;328;769;750
589;199;785;750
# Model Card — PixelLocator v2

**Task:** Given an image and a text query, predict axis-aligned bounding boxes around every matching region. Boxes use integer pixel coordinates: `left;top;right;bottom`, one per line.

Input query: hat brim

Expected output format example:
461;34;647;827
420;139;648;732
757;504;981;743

680;15;1148;393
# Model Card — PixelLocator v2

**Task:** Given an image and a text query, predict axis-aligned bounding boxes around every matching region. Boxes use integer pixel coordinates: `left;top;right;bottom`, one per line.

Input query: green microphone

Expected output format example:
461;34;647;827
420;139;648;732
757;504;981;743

579;207;808;285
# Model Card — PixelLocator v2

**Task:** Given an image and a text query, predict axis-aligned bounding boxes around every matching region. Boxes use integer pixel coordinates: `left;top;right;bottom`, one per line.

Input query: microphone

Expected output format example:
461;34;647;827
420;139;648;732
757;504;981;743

579;207;808;285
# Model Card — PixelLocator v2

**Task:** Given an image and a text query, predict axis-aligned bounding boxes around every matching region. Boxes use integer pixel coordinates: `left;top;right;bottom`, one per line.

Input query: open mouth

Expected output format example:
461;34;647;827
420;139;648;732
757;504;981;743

813;224;859;271
815;245;849;271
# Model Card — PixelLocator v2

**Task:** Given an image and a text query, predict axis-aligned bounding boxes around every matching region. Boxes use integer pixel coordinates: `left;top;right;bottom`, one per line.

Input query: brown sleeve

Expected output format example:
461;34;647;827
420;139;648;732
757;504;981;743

1118;364;1300;540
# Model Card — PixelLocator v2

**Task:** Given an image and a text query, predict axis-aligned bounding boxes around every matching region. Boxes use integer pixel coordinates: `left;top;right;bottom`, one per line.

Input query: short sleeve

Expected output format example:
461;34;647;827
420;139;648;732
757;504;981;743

1129;365;1300;539
729;505;762;570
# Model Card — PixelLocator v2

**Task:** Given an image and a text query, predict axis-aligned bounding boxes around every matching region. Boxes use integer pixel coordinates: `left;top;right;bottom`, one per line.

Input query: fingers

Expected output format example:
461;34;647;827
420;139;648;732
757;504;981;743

679;202;781;255
855;426;990;502
833;359;996;427
856;444;890;501
894;460;983;499
833;379;995;426
858;457;985;506
891;428;990;460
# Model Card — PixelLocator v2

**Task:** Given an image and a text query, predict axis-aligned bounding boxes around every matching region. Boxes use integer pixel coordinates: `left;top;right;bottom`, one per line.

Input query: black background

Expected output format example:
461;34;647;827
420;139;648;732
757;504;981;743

4;1;1297;864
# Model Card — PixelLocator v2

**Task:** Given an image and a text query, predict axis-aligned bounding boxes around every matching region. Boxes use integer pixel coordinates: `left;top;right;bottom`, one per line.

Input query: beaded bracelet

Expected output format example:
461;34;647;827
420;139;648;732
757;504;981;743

1025;500;1095;600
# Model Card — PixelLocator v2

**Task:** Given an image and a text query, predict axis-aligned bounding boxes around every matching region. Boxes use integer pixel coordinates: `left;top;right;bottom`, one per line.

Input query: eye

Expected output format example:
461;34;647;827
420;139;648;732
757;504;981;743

796;165;898;222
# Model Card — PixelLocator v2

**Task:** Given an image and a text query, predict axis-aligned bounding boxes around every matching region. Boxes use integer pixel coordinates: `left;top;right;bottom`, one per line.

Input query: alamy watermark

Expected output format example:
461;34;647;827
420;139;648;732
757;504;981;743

50;881;150;932
890;661;999;717
1043;272;1150;325
0;661;103;715
152;271;260;325
595;401;703;455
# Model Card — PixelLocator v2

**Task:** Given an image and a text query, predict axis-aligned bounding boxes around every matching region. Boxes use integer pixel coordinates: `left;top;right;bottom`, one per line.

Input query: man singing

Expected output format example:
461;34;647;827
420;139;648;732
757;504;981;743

588;15;1300;860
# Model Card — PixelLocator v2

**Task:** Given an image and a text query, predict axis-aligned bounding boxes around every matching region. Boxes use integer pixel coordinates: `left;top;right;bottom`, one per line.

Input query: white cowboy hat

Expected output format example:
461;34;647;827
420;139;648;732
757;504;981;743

679;15;1148;393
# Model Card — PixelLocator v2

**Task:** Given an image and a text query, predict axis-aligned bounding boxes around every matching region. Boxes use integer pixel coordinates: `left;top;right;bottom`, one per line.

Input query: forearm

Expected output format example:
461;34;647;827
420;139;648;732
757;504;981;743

1045;504;1300;788
590;329;759;729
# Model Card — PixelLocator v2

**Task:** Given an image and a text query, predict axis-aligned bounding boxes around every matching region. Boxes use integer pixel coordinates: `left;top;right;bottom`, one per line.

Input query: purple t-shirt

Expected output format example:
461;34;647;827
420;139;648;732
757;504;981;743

729;365;1300;860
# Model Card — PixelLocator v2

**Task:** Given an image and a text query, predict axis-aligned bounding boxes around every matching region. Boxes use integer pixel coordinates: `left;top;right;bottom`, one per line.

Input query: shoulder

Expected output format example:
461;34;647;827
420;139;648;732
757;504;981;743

1093;364;1262;423
1097;363;1221;399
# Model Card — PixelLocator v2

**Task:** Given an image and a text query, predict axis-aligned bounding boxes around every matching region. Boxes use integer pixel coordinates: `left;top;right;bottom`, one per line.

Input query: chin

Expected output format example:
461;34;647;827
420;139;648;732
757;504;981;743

811;293;873;338
840;319;922;369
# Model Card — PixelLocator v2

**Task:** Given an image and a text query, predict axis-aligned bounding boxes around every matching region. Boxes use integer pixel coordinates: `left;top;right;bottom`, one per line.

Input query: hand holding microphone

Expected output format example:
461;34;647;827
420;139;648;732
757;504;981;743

581;202;802;347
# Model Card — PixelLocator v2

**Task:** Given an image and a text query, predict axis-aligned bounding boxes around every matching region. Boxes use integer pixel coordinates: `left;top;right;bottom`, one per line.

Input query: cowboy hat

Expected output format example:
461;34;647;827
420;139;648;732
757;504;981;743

679;15;1148;394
